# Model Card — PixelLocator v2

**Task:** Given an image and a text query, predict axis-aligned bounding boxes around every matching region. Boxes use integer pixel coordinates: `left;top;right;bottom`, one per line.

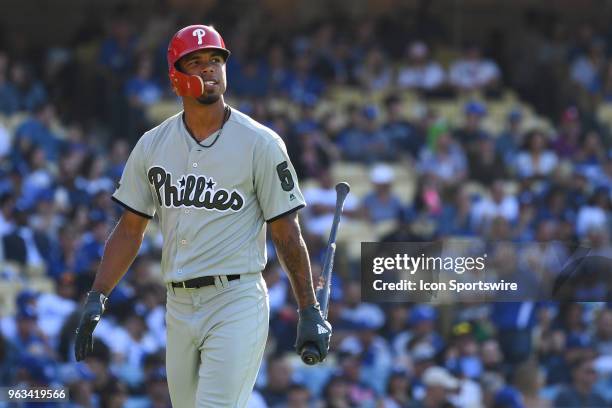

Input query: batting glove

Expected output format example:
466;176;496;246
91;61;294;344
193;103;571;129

295;304;332;361
74;291;107;361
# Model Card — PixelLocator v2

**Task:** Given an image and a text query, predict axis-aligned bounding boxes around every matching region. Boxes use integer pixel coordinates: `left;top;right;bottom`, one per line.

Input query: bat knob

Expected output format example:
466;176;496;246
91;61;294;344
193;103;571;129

300;343;321;365
335;182;350;195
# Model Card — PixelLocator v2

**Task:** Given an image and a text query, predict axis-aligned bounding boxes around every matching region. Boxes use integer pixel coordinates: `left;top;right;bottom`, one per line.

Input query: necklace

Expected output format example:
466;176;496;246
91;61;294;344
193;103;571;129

183;105;231;149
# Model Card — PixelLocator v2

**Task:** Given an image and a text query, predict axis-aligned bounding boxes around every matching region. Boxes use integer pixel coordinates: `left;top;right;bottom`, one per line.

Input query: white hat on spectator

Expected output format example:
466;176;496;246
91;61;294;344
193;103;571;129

423;366;459;389
370;164;395;184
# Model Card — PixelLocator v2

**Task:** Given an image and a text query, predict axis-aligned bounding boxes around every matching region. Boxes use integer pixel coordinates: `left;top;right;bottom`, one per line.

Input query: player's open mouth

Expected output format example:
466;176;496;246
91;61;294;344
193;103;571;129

203;80;218;86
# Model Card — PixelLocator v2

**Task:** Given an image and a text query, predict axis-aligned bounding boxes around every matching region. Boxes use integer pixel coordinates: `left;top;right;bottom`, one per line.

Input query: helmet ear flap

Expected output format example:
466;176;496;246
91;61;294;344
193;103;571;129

169;66;204;97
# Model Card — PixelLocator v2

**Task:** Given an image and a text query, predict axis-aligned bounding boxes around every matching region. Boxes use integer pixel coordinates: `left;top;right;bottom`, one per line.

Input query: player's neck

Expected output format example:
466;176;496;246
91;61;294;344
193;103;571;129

183;98;227;142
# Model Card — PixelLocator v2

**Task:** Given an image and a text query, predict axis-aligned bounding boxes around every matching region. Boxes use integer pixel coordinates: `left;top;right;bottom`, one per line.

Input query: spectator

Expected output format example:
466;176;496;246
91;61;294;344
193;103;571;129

444;322;484;382
98;13;137;77
471;180;519;231
418;130;467;186
73;212;111;274
408;306;444;355
513;361;551;408
554;357;608;407
21;146;54;206
66;374;96;408
280;52;324;104
468;136;507;186
266;44;291;94
0;332;19;385
361;164;403;224
575;187;610;237
518;219;568;287
601;60;612;102
382;371;411;408
490;302;537;366
260;355;292;407
396;41;445;92
496;109;525;166
355;48;393;92
321;375;352;408
515;130;559;179
125;54;162;105
593;308;612;356
438;186;476;236
454;101;490;152
107;311;160;369
493;386;526;408
408;342;438;399
14;103;64;161
381;94;423;157
294;126;338;180
449;45;501;93
98;379;128;408
8;62;48;112
232;58;270;98
480;340;504;375
570;39;606;94
286;383;312;408
338;318;393;395
47;225;80;279
6;205;47;274
0;120;11;159
12;294;55;359
142;368;172;408
337;105;394;163
408;366;459;408
338;353;378;407
0;52;19;115
575;130;605;182
302;169;360;237
36;272;78;341
552;106;582;159
83;340;117;395
75;154;114;196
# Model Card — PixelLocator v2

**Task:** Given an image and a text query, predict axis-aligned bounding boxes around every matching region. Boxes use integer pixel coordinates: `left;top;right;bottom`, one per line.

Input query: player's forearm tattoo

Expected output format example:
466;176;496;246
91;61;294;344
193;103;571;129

271;220;317;309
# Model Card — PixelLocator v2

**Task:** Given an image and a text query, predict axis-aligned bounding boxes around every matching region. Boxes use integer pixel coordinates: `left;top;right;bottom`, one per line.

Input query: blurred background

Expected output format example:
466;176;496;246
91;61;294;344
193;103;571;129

0;0;612;407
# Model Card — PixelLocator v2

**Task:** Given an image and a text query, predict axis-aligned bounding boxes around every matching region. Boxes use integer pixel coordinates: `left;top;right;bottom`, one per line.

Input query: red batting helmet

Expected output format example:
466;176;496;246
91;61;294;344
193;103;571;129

167;25;230;97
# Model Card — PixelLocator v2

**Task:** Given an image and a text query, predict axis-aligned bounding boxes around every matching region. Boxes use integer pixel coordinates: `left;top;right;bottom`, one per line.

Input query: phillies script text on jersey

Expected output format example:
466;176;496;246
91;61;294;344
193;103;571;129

148;166;244;211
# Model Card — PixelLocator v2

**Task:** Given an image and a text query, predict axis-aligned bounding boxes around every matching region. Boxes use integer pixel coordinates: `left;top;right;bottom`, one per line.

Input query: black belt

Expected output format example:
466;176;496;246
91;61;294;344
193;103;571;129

170;274;240;288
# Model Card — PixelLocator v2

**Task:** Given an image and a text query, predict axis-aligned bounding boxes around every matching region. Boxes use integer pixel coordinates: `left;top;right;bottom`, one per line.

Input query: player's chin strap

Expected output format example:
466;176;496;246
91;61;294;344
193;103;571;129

169;65;205;98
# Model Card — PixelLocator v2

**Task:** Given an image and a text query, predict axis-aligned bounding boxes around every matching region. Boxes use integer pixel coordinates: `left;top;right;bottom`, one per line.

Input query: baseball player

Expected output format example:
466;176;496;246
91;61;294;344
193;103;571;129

74;25;332;407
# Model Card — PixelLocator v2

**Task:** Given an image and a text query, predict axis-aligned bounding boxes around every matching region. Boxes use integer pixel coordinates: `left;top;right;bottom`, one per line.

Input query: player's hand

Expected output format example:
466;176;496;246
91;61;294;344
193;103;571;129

295;304;332;362
74;291;108;361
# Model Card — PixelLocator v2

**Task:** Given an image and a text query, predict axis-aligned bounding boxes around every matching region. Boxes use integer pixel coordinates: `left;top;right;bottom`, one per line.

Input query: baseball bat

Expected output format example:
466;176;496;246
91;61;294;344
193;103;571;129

301;182;350;365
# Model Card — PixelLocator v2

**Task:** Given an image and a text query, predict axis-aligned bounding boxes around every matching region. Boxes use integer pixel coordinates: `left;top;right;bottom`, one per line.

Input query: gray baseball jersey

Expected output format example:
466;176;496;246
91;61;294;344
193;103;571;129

112;107;305;282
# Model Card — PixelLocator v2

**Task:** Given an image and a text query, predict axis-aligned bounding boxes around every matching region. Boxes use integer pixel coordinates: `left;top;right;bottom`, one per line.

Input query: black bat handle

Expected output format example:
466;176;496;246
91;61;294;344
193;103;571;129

300;343;321;365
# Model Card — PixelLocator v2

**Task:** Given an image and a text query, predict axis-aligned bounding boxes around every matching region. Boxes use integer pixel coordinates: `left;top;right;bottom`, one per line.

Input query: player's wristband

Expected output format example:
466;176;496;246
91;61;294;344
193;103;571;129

86;291;108;308
298;303;321;316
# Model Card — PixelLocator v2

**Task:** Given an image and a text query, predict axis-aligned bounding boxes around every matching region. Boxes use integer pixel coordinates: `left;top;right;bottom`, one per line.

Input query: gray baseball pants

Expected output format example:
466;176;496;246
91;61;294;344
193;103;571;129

165;273;269;407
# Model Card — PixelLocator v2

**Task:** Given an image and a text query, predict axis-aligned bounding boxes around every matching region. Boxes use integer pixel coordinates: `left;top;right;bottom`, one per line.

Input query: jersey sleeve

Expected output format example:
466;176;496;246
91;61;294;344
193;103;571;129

111;137;156;219
254;137;306;222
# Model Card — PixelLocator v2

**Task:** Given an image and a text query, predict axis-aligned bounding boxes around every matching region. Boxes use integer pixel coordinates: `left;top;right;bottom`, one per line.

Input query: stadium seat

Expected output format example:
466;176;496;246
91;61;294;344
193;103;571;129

146;101;181;124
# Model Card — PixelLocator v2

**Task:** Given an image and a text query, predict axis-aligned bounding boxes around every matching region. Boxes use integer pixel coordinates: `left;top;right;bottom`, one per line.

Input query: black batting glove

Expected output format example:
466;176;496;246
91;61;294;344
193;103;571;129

295;304;332;361
74;291;107;361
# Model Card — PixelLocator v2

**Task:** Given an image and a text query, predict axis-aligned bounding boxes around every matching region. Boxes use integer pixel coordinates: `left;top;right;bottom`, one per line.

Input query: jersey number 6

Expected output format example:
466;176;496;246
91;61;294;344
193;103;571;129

276;161;294;191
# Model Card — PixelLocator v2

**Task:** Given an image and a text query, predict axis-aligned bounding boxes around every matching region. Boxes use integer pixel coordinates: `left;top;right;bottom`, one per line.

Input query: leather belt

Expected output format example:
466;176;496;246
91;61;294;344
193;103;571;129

170;274;240;288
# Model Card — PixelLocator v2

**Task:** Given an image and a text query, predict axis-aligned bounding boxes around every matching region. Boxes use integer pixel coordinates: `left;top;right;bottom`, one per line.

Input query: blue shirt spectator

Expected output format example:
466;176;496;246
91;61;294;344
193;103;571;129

362;164;403;223
14;104;64;161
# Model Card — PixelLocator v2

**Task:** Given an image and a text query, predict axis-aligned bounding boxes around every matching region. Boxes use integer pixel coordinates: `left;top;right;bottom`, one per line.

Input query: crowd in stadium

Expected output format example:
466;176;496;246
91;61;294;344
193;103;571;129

0;4;611;408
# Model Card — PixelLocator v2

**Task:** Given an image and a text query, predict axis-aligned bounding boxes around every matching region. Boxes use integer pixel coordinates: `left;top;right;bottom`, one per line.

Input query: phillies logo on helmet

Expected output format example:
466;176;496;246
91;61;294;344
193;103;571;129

193;28;206;45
